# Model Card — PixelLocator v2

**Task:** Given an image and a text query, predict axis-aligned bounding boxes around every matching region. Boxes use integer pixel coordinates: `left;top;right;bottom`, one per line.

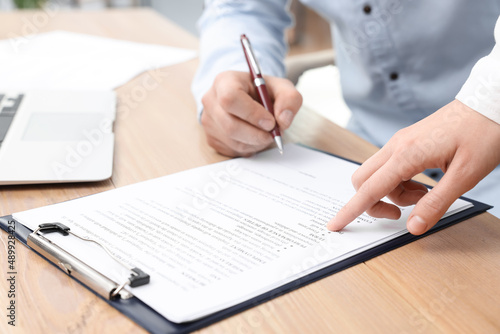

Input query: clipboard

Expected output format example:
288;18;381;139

0;149;492;334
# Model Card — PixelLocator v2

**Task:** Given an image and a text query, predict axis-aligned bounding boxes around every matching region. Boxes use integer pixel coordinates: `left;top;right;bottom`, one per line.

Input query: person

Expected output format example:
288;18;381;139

191;1;500;235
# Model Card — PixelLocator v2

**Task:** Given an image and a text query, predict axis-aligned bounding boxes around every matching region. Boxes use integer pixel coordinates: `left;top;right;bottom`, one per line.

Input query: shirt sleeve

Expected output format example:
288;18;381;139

456;16;500;124
191;0;293;120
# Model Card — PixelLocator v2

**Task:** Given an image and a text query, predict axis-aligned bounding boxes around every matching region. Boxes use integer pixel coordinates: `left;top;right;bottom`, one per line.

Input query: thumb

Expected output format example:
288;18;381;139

406;167;470;235
266;76;303;130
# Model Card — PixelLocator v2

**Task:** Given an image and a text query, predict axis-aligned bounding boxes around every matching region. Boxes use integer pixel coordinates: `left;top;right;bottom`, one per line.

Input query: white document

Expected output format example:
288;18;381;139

13;144;472;323
0;30;197;90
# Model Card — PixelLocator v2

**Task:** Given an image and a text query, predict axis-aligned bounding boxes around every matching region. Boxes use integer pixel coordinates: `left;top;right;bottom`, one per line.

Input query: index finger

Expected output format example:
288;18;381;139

216;83;276;132
327;158;409;231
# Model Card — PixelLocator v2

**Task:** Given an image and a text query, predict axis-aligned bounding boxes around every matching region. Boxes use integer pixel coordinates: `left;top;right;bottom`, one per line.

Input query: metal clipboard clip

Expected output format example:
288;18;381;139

27;223;150;300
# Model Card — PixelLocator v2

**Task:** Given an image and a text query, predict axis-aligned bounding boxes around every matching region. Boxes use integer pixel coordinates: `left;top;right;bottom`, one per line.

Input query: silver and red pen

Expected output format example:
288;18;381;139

240;34;284;155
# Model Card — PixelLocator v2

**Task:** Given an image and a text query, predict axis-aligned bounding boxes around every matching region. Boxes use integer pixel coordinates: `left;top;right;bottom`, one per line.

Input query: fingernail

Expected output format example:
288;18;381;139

259;118;275;131
279;109;294;128
407;215;427;235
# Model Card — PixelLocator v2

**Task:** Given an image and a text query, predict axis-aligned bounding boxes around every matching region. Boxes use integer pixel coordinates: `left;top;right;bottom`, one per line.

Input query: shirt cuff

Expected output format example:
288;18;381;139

456;16;500;125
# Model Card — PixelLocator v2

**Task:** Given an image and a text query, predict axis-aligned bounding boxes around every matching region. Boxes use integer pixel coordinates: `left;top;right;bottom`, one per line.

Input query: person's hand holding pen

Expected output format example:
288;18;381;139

200;36;302;157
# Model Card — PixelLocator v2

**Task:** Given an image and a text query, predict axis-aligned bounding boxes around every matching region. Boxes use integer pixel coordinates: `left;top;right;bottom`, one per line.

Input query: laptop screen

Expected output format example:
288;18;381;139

0;94;24;146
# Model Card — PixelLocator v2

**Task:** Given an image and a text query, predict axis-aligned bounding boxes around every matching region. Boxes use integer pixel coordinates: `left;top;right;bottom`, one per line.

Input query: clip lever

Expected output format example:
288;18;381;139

28;223;150;300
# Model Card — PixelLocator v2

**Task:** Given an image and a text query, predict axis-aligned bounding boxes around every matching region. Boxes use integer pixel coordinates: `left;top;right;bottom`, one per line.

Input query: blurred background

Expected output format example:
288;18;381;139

0;0;331;48
0;0;351;127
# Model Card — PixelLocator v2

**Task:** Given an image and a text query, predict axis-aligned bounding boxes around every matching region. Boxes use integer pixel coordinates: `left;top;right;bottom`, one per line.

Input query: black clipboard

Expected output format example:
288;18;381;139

0;148;492;334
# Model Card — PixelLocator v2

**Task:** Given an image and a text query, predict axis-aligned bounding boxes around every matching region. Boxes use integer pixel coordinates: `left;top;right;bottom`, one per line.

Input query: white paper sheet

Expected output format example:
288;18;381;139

13;144;472;323
0;30;197;90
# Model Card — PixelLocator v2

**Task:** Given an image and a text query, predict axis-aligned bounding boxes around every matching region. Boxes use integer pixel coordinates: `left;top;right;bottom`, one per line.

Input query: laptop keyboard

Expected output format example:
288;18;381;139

0;94;24;146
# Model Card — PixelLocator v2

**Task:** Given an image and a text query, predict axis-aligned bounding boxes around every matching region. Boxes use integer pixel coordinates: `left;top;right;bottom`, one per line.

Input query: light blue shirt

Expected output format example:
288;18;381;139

192;0;500;147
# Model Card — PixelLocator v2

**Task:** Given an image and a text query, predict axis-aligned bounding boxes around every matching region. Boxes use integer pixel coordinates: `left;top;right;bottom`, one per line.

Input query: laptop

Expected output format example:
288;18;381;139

0;91;116;185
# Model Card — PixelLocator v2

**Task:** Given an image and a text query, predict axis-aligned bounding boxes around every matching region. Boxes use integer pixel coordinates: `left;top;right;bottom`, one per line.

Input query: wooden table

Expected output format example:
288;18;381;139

1;9;499;334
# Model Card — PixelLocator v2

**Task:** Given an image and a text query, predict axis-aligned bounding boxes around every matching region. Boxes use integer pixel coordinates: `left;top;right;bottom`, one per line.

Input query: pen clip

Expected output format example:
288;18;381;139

241;35;262;76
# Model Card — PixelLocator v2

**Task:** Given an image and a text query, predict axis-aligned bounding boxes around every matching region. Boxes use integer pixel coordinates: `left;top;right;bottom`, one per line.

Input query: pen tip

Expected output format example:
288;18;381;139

275;136;283;155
